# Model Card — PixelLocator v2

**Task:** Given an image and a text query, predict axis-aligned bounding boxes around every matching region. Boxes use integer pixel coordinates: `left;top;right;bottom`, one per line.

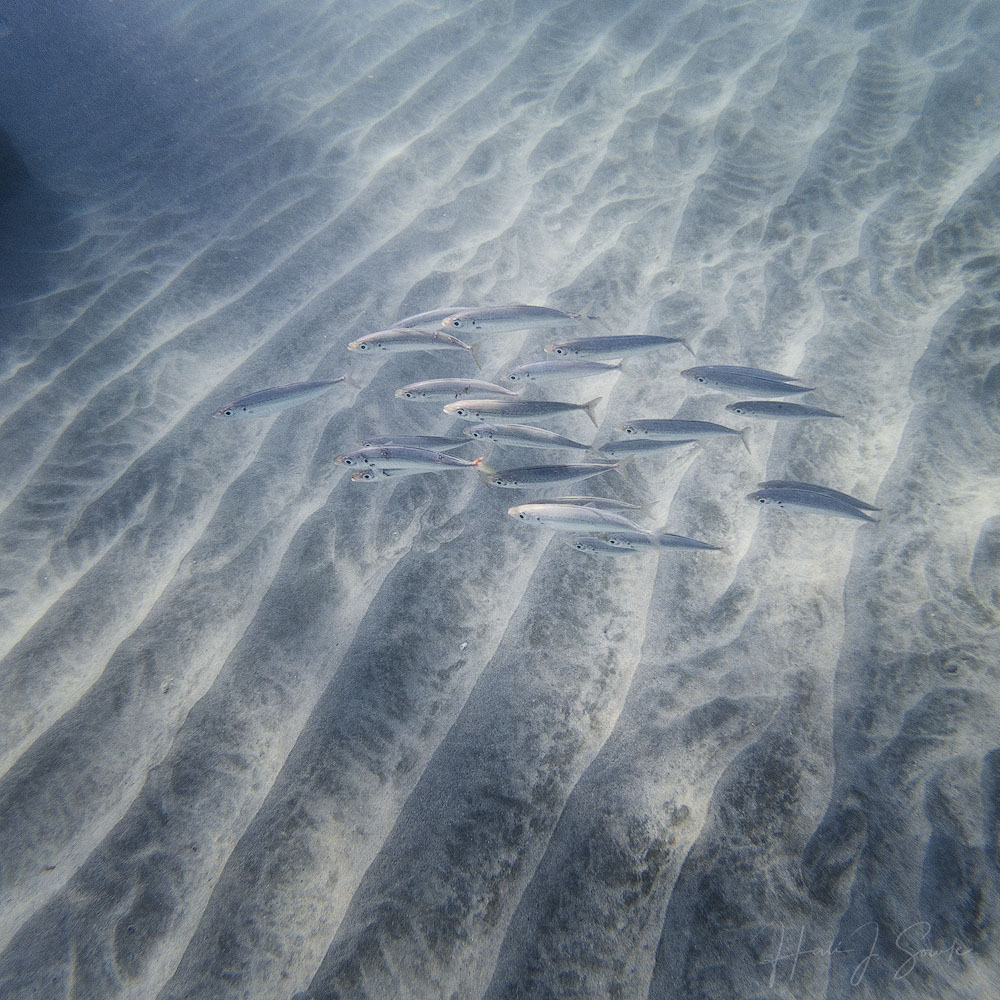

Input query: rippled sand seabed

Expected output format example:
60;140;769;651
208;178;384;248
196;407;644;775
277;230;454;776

1;1;999;998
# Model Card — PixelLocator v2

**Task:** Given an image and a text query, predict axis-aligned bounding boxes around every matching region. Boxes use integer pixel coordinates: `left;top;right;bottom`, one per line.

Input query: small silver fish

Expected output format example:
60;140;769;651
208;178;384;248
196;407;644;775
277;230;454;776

545;335;692;359
617;418;751;453
542;496;644;511
462;423;591;452
503;360;623;383
726;401;843;419
602;529;721;550
507;503;642;533
569;536;642;555
396;378;518;401
444;397;602;428
747;487;878;522
681;366;814;396
348;328;477;362
394;307;475;328
357;434;471;452
335;447;486;471
351;467;427;482
213;378;345;418
695;365;800;381
442;305;586;334
757;481;881;512
597;438;697;458
483;463;618;488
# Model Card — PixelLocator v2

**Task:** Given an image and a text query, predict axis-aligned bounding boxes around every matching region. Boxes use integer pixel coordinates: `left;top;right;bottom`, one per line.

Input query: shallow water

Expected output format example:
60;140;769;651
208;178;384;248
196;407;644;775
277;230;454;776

1;1;998;998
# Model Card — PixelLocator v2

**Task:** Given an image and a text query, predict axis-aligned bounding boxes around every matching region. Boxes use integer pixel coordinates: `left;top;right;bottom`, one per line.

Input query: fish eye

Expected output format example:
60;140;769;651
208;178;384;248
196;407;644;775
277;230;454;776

358;343;368;350
223;408;232;416
450;319;462;328
625;426;635;435
758;497;766;503
518;513;525;519
696;376;705;383
344;457;354;465
732;407;743;414
455;408;466;416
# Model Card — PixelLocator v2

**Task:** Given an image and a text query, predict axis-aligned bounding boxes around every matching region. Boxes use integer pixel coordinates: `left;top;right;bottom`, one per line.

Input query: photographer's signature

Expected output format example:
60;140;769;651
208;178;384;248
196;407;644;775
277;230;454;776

755;920;970;989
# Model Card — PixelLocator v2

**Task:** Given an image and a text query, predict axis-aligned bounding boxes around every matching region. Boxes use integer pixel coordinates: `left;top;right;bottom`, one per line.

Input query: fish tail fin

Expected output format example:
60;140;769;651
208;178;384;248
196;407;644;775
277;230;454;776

583;397;603;428
614;456;645;493
470;344;483;371
576;298;612;333
341;373;367;391
739;426;752;456
679;338;696;357
638;501;660;523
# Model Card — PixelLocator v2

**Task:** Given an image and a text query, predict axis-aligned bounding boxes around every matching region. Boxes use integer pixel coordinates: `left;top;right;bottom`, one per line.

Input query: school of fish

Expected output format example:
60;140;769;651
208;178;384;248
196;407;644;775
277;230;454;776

213;304;880;552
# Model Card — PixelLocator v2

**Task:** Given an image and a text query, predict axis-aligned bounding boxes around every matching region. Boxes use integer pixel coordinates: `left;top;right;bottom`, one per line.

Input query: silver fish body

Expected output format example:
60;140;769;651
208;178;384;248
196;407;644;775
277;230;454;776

747;487;878;522
695;365;800;381
335;446;484;471
351;467;427;481
357;434;470;452
396;378;518;401
541;496;643;511
394;307;474;328
348;328;475;356
442;305;583;334
617;418;750;452
681;366;814;396
507;503;641;533
597;438;697;458
462;423;591;452
545;335;691;359
757;481;881;512
569;536;642;555
602;529;721;550
213;378;345;418
483;463;618;488
503;360;622;383
444;397;602;428
726;400;843;419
